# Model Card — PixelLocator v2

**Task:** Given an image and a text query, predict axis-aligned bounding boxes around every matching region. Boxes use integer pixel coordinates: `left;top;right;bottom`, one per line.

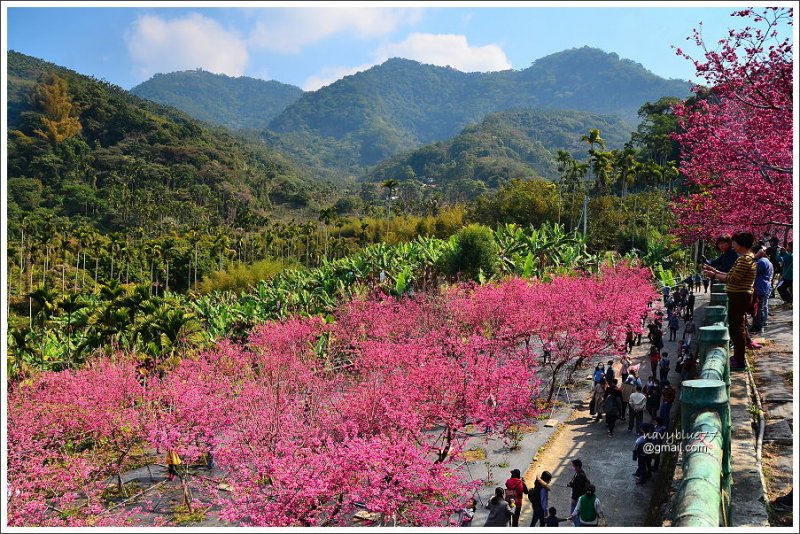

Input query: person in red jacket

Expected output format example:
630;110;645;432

505;468;529;526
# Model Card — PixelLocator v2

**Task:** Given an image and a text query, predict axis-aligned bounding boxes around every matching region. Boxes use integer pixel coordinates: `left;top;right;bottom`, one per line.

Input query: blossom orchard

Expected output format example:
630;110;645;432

671;7;792;241
7;264;657;527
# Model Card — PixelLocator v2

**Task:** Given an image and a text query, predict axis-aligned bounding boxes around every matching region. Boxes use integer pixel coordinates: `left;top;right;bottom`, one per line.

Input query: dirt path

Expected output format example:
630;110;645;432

510;292;705;528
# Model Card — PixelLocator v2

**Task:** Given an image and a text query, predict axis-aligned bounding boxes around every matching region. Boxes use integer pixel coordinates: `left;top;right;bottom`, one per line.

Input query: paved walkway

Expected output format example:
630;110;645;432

495;292;702;528
747;295;793;527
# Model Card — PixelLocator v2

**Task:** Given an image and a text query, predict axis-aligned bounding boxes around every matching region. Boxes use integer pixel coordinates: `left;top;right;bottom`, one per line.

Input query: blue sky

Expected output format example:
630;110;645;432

3;2;795;91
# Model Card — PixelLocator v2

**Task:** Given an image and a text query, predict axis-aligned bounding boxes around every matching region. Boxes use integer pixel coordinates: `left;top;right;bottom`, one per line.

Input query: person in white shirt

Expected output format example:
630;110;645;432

571;485;602;526
627;385;647;434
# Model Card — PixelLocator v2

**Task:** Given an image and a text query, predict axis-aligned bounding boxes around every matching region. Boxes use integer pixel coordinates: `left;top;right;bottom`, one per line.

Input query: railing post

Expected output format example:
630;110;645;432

697;325;729;375
710;282;728;309
675;282;734;526
673;410;725;527
703;305;727;327
680;379;729;454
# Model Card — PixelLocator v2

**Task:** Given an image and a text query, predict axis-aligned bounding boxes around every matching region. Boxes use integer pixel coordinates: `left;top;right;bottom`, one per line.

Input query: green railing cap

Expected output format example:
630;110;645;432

699;325;729;343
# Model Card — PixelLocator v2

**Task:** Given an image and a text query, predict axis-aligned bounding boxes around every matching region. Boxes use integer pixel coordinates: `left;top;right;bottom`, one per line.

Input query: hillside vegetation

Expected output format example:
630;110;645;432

363;108;634;198
264;47;689;173
131;69;303;131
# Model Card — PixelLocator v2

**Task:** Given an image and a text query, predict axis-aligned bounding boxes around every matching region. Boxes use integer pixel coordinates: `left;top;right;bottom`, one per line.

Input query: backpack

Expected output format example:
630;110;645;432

528;484;544;510
504;487;520;503
660;357;670;369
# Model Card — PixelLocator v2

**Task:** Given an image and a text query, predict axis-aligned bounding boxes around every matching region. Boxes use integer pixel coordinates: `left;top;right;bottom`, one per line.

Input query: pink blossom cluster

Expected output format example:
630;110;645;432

7;265;657;526
671;7;792;241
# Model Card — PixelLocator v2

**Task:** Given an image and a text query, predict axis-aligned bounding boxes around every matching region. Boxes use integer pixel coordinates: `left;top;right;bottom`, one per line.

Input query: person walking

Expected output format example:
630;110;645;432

632;430;651;484
546;506;569;526
604;360;615;385
682;318;697;346
627;385;647;434
667;314;680;341
702;274;711;293
648;346;661;380
625;328;636;355
703;232;757;370
528;471;553;527
650;418;668;473
484;488;513;527
567;459;589;527
571;485;602;527
651;324;664;353
658;352;670;386
620;375;635;422
659;383;676;424
686;292;696;319
505;469;528;527
693;272;702;293
165;449;182;481
590;380;606;423
603;379;623;437
644;377;661;422
620;354;631;384
592;363;605;386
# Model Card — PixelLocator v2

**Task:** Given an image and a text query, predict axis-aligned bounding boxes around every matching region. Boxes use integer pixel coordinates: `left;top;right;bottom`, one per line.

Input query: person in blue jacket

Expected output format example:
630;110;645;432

703;235;738;273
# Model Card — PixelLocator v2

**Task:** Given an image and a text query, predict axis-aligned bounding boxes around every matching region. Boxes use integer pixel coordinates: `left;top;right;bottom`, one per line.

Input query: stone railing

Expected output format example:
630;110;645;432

673;283;732;527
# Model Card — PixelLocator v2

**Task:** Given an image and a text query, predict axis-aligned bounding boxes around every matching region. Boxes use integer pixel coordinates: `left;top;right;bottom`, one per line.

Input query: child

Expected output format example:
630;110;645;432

546;506;568;526
458;497;477;527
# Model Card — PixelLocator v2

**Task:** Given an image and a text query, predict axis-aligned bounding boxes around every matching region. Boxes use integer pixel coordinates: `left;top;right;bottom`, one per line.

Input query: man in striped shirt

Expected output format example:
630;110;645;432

702;232;756;370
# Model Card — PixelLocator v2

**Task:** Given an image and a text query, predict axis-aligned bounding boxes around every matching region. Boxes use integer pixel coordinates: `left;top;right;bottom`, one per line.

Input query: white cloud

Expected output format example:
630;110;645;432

303;63;375;91
376;33;511;72
302;32;511;91
249;7;423;53
127;13;249;81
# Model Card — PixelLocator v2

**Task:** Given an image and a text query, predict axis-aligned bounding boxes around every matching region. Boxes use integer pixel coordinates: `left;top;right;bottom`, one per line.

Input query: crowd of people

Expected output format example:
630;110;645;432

470;304;690;528
701;232;792;370
459;230;793;527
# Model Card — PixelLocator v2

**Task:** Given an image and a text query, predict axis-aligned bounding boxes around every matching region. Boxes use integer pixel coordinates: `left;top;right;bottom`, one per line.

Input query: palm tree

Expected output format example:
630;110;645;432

581;128;606;195
381;179;399;240
580;129;606;153
555;151;588;231
318;207;337;261
614;148;639;197
57;292;88;367
589;149;614;195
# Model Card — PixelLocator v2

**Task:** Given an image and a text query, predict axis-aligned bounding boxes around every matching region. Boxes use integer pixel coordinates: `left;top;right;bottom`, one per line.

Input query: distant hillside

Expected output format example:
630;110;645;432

130;69;303;131
363;108;633;194
6;51;332;236
266;47;690;174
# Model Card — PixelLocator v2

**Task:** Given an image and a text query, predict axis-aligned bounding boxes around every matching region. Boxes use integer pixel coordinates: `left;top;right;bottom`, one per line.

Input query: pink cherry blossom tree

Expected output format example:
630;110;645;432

671;7;792;241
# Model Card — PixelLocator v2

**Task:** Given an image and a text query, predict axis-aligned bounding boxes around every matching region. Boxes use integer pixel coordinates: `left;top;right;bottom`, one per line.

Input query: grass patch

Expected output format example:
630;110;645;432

101;479;143;502
173;504;207;525
460;447;487;462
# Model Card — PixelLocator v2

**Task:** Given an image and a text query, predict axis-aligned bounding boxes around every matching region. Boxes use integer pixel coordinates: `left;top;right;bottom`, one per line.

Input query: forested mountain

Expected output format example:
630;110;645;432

6;51;332;238
130;69;303;131
363;108;633;193
265;47;690;174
